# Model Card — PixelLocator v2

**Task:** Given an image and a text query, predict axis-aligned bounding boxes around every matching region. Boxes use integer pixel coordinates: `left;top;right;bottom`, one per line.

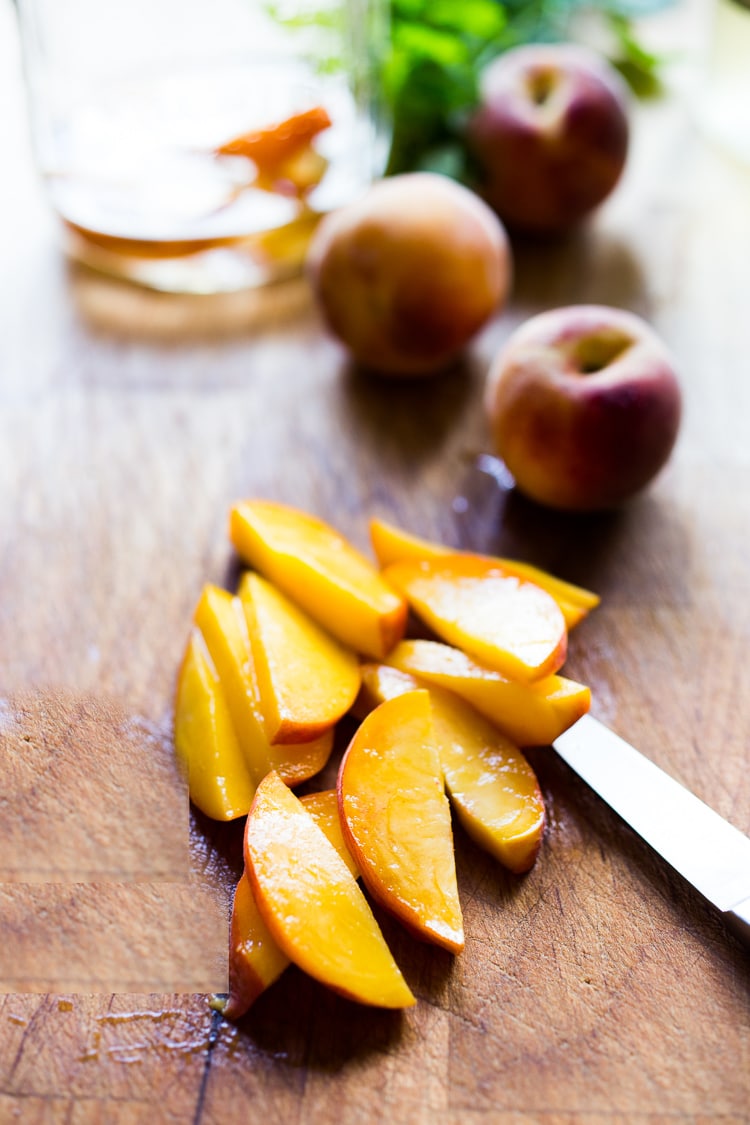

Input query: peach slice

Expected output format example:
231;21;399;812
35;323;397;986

338;690;464;953
237;571;360;745
220;872;289;1019
229;500;407;660
355;665;544;873
215;107;331;199
351;662;419;721
215;106;331;167
220;789;358;1020
369;516;599;628
245;771;415;1009
174;629;256;821
385;639;590;747
194;584;332;786
300;789;359;879
383;555;568;682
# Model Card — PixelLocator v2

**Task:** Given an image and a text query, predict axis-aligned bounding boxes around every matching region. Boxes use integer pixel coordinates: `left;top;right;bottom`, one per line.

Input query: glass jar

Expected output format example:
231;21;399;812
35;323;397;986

698;0;750;165
16;0;390;291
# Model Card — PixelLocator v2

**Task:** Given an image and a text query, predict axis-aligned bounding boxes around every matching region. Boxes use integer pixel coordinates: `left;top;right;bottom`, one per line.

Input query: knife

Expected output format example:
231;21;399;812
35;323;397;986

553;714;750;949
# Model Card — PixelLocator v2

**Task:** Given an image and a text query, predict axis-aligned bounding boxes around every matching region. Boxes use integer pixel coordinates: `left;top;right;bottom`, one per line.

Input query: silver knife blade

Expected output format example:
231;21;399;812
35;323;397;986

553;714;750;947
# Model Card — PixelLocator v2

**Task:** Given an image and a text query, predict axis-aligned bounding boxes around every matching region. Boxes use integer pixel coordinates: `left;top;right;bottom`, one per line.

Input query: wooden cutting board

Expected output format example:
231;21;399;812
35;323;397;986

1;5;748;1121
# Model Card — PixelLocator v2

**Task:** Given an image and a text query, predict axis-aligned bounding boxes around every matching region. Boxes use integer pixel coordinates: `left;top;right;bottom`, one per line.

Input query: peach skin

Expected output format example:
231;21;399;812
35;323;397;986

369;516;599;628
174;629;256;821
484;304;682;511
467;46;629;234
306;172;511;376
229;500;407;660
194;584;333;786
383;555;567;682
238;571;360;745
338;690;464;954
385;639;590;747
245;772;415;1009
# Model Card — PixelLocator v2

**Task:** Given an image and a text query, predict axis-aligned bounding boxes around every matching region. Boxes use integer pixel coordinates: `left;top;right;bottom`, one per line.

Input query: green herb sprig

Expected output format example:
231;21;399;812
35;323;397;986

384;0;668;177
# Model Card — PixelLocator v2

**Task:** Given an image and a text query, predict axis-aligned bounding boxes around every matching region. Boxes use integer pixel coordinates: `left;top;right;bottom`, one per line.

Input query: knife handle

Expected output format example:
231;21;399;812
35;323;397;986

723;896;750;950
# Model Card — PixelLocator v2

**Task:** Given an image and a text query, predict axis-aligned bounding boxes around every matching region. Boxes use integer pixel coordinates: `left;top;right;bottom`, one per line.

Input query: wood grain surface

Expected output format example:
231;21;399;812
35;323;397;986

1;1;749;1121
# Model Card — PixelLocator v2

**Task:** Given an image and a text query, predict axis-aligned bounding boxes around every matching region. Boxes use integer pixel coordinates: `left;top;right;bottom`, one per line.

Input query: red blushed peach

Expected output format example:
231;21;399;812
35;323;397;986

467;44;629;234
306;172;511;376
485;305;682;512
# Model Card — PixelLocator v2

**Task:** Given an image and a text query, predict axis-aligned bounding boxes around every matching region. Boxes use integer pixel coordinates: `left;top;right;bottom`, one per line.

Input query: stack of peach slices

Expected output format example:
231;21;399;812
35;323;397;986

174;500;598;1016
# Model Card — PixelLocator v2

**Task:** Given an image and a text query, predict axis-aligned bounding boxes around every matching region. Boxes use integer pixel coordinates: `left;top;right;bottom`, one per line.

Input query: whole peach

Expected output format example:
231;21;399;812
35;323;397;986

467;44;629;234
306;173;511;376
485;306;682;511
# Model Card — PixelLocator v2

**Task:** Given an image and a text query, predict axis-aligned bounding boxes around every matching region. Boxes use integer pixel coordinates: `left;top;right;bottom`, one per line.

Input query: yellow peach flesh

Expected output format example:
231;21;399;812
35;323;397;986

220;789;358;1019
384;556;567;682
245;772;415;1009
369;517;599;628
194;584;332;786
338;690;464;953
229;500;407;659
356;665;544;873
351;662;419;720
427;690;544;873
386;639;590;746
174;629;256;821
237;571;360;745
300;789;359;879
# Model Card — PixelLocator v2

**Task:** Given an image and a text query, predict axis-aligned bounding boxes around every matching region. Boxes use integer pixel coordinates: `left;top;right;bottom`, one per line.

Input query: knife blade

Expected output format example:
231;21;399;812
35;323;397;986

553;714;750;948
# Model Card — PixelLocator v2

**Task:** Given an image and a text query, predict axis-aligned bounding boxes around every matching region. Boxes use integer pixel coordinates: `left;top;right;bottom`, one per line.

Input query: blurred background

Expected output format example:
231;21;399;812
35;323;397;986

1;0;749;1116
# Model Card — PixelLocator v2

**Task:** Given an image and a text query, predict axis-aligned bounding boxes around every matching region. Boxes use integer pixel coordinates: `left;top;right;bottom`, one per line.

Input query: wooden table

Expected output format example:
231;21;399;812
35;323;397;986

1;2;749;1120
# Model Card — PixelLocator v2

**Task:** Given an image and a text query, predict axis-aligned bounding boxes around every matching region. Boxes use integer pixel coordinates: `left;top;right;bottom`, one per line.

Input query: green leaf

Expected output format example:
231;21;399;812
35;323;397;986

384;0;670;175
392;21;472;67
606;10;666;96
422;0;507;39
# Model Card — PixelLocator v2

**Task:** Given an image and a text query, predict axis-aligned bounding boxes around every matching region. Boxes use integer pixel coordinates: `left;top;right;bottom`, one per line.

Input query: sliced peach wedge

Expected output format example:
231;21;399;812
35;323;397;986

352;662;419;722
383;555;568;683
245;771;414;1009
219;789;358;1020
299;789;360;879
194;584;332;786
385;640;591;747
370;517;599;629
219;871;289;1019
229;500;407;660
356;665;545;874
237;571;360;745
435;693;545;874
214;106;331;196
338;690;464;954
174;629;256;821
